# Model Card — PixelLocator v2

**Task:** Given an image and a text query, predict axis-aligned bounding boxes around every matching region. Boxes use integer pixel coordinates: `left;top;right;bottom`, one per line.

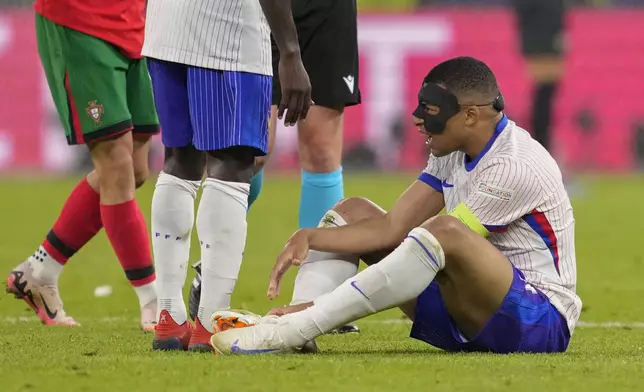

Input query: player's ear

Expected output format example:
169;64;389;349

464;106;479;127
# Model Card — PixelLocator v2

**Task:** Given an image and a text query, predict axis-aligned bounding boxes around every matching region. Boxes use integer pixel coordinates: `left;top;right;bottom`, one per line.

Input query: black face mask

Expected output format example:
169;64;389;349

412;83;460;134
412;83;505;134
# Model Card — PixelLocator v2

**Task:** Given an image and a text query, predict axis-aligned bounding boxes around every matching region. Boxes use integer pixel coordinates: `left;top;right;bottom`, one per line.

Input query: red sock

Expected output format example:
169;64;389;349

41;178;103;265
101;199;156;287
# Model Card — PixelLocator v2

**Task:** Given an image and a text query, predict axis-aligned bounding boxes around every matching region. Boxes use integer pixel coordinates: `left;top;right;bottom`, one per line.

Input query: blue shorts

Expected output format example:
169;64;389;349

410;267;570;354
147;59;271;154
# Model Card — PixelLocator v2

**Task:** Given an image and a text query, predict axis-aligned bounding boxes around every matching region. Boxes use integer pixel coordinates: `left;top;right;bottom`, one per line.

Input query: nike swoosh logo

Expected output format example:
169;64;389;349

231;339;280;355
343;76;355;94
40;294;58;319
350;281;370;300
441;180;454;188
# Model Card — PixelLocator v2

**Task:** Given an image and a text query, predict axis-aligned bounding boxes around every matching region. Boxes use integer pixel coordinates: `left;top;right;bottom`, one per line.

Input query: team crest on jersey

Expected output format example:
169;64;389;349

476;182;514;201
85;101;104;125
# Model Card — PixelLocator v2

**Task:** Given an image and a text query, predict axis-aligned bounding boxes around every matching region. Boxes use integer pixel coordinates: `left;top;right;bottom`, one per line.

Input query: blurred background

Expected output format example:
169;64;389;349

1;0;644;174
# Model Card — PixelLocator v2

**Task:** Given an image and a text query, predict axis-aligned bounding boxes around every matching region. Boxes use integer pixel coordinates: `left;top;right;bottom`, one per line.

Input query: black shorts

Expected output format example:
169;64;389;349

271;0;361;110
513;0;565;56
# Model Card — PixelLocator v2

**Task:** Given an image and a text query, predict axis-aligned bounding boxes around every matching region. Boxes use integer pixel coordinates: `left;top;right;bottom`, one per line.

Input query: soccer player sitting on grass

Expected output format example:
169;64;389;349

210;57;582;355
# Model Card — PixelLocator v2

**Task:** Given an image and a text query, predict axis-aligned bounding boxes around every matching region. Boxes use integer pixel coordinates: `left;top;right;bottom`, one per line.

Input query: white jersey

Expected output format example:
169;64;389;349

420;116;582;334
142;0;272;75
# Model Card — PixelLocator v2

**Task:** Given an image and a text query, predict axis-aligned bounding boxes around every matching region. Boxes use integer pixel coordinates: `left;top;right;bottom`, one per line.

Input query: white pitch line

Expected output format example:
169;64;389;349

2;316;644;329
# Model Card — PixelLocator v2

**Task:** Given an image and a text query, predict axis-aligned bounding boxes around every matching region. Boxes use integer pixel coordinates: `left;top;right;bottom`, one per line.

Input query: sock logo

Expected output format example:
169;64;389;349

350;281;370;300
231;339;280;354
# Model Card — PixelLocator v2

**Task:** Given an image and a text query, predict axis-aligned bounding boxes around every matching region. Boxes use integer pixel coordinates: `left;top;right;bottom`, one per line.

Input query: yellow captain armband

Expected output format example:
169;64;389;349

448;203;490;237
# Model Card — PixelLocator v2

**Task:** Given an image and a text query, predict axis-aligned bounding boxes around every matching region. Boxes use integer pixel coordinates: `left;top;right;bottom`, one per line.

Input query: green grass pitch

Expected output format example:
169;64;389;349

1;174;644;391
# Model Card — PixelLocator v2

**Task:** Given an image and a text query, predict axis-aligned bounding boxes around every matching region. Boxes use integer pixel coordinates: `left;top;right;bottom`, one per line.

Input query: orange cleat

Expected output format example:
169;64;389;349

212;309;261;333
6;261;77;326
152;310;193;351
188;317;214;352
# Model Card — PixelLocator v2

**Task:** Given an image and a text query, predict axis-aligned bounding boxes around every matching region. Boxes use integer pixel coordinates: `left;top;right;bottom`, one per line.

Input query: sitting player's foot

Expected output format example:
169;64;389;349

260;315;318;353
140;299;158;332
330;324;360;334
152;310;193;351
188;317;214;352
211;323;294;355
5;261;78;326
299;339;319;354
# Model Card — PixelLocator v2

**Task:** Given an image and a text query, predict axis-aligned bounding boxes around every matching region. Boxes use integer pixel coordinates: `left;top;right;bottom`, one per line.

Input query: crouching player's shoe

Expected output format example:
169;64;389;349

5;261;77;326
152;310;193;351
188;317;215;352
212;309;261;333
188;309;262;353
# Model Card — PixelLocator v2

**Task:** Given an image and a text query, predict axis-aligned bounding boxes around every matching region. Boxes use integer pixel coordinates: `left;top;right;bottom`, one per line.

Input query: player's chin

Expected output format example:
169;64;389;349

429;146;448;157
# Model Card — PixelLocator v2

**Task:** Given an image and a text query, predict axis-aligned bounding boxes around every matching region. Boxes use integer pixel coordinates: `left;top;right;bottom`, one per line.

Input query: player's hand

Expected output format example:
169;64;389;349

277;52;312;127
268;230;310;300
266;302;313;317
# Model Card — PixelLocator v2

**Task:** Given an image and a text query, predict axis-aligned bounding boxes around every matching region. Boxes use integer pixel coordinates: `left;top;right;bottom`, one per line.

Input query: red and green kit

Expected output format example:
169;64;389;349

34;0;159;145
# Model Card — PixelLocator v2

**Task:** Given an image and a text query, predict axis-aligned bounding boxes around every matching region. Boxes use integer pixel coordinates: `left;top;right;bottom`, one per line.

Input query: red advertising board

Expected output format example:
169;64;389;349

1;8;644;172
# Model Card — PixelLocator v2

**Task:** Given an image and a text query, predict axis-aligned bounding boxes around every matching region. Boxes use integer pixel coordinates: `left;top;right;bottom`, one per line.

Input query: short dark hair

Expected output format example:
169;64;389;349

423;57;500;101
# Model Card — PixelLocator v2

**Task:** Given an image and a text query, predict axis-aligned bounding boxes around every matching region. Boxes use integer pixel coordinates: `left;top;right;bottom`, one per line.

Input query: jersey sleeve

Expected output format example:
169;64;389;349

417;154;450;193
451;158;545;235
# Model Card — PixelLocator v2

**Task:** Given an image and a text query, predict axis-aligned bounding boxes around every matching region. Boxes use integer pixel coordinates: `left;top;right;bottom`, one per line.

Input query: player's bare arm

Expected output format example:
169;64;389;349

259;0;312;126
267;180;445;299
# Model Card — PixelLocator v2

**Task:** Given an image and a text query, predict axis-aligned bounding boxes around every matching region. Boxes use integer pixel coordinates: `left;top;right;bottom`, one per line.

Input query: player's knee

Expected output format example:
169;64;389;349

91;136;133;172
206;146;256;182
298;109;343;172
300;145;340;172
253;155;269;175
92;143;134;191
133;164;149;189
132;136;152;189
331;197;385;225
420;215;466;248
164;146;206;181
299;138;341;172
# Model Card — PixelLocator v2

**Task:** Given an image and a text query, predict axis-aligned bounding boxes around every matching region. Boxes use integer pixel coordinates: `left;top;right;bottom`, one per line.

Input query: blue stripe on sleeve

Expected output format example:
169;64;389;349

418;172;443;193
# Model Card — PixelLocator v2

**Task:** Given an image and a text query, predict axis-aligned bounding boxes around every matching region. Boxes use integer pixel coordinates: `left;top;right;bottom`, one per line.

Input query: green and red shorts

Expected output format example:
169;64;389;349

35;14;159;145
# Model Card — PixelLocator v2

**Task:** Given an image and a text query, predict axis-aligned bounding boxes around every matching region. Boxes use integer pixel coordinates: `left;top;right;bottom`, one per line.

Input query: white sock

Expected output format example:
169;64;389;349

291;210;359;305
151;171;201;324
279;227;446;346
28;246;63;284
196;178;249;332
134;281;158;308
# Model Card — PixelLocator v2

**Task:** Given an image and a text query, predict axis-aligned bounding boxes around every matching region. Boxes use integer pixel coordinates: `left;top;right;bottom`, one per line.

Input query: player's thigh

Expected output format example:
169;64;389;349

147;58;194;149
36;14;132;146
421;216;514;338
186;68;271;156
